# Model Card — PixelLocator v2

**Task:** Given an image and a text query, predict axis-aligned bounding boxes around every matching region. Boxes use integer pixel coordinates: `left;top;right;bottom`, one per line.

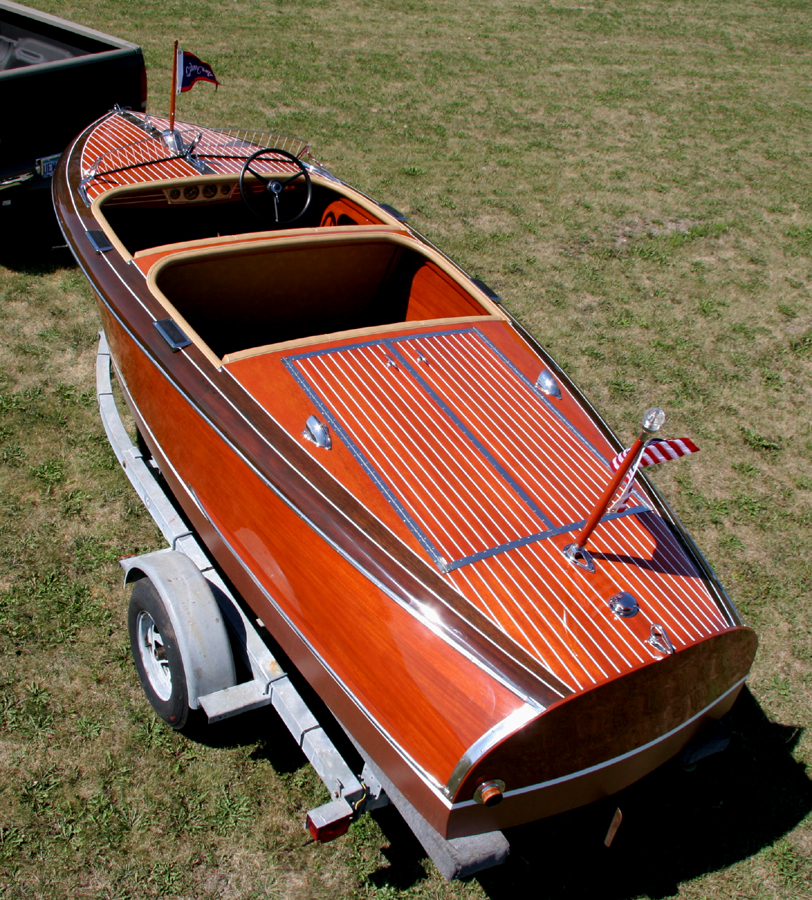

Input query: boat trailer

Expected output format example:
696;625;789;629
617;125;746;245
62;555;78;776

96;330;509;880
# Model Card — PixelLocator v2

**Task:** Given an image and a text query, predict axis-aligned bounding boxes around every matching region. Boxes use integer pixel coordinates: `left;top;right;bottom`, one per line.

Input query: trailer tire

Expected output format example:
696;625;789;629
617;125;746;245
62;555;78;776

128;577;192;729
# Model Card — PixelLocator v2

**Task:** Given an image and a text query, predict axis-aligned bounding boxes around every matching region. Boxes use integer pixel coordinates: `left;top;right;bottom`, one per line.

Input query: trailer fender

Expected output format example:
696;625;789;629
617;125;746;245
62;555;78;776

121;548;236;709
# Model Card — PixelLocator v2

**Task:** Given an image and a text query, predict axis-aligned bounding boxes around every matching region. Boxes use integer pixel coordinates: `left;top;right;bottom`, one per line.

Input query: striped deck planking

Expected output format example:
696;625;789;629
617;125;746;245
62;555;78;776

286;326;729;690
54;104;758;838
80;112;307;202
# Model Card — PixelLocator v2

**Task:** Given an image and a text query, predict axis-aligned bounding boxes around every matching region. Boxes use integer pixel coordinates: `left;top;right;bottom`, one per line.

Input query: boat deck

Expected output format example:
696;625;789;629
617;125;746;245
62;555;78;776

80;112;308;202
54;107;757;837
228;318;732;694
75;111;734;697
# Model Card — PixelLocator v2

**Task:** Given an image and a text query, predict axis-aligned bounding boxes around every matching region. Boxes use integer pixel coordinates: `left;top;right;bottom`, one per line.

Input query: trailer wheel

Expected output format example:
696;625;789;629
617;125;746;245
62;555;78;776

128;578;191;729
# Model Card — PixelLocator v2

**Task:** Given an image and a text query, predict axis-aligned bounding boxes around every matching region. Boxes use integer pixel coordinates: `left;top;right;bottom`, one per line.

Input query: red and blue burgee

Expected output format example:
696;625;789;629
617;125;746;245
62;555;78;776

176;50;221;93
609;438;700;512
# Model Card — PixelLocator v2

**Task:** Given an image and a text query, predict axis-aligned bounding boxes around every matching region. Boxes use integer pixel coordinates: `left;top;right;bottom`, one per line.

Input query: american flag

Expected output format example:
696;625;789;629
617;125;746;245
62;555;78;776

610;437;700;471
608;438;699;512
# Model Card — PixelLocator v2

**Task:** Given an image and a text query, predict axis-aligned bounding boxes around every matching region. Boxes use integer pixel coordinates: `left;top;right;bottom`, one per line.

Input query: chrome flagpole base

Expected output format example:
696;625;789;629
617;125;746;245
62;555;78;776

563;543;595;574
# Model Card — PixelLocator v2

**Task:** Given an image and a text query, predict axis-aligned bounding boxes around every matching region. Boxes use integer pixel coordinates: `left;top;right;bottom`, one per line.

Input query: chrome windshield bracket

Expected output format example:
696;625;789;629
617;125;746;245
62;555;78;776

78;155;102;206
162;129;185;155
183;133;215;174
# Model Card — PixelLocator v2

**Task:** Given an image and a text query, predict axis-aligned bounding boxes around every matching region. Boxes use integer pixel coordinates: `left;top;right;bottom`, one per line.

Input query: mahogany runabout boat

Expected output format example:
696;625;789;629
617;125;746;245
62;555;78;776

53;108;757;841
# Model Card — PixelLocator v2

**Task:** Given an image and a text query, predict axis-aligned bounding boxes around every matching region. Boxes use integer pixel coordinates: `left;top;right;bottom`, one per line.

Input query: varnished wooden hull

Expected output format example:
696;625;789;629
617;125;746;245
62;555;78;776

54;110;757;838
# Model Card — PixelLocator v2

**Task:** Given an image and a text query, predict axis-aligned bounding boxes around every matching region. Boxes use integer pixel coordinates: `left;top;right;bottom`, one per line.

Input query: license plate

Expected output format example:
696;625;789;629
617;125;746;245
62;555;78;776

36;153;61;179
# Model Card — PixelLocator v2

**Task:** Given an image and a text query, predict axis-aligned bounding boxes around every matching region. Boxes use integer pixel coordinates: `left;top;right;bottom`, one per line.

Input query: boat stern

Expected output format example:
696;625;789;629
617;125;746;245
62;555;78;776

444;624;757;837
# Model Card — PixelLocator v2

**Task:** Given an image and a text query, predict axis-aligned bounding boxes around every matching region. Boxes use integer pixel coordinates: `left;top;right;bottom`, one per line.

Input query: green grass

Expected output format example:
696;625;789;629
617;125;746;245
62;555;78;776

2;0;812;896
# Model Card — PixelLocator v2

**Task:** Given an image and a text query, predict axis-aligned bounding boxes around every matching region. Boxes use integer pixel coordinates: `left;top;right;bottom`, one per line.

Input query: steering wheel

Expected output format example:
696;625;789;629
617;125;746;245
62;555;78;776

238;147;312;225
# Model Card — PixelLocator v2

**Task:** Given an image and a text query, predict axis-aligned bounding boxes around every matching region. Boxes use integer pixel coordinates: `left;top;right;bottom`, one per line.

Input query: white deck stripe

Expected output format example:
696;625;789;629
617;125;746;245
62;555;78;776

81;113;304;201
419;333;602;521
301;344;547;561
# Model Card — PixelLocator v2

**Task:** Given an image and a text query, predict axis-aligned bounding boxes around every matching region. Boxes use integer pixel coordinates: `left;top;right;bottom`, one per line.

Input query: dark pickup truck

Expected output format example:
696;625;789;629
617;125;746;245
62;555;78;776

0;0;146;202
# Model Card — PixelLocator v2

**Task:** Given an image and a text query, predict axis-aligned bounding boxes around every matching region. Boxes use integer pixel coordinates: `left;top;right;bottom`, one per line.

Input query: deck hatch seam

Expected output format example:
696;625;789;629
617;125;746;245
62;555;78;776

442;507;648;572
386;340;555;528
284;357;449;570
284;327;650;573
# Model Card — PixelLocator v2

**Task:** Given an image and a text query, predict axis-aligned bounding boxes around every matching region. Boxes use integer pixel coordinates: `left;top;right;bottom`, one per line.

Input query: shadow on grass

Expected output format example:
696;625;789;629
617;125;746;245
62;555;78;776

181;702;313;777
365;687;811;898
172;682;810;896
178;679;811;894
177;631;368;781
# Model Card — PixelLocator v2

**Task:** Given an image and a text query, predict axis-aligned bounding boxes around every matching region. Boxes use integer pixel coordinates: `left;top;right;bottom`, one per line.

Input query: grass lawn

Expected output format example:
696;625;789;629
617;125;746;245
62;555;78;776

1;1;812;897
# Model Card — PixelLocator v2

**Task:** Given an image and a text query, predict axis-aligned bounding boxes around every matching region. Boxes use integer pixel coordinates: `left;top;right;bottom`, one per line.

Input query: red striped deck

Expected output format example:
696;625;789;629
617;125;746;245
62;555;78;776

228;325;730;692
79;112;309;202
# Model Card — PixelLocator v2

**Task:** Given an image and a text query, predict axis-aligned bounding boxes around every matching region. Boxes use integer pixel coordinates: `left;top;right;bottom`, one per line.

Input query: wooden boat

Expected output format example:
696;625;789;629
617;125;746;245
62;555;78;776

53;108;757;841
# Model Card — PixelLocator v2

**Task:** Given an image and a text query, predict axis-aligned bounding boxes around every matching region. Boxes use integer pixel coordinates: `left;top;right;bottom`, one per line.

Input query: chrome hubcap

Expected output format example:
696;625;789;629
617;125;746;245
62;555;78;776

136;611;172;701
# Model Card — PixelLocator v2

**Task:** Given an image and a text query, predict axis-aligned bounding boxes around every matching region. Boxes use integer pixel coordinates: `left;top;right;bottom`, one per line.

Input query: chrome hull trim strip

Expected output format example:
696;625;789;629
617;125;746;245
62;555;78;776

65;127;719;706
112;361;457;803
444;703;541;798
449;677;746;808
99;299;555;708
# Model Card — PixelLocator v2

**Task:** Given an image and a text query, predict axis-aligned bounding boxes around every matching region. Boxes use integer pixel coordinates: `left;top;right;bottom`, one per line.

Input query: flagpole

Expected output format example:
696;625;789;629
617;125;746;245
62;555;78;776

570;407;665;554
169;40;178;133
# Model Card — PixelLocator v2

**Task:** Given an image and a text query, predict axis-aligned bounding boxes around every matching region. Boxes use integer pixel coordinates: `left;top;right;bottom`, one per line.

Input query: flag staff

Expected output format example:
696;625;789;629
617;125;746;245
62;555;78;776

565;407;665;566
169;40;179;134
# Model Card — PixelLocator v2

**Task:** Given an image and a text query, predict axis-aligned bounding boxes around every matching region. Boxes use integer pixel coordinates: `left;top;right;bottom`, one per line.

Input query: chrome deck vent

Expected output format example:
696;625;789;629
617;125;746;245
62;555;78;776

535;369;561;400
303;415;331;449
608;592;639;618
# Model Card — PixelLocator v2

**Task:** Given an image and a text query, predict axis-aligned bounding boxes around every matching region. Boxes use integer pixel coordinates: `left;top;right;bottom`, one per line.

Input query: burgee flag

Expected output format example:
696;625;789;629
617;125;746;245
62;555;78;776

610;437;700;472
176;49;221;93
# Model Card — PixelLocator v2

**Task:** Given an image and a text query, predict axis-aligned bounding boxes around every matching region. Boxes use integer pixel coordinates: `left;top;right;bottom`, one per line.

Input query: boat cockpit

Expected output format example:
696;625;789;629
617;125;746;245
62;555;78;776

98;172;392;256
93;165;505;366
